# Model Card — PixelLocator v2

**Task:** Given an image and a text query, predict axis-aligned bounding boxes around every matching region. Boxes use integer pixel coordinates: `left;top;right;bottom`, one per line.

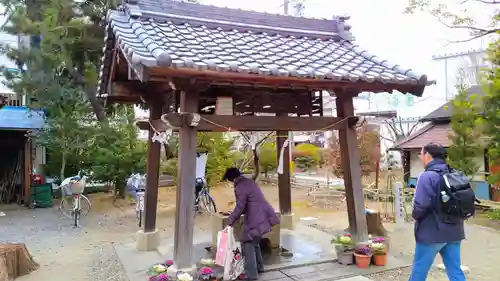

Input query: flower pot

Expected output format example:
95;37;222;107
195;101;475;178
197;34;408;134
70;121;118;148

337;251;354;265
354;253;372;268
373;254;387;266
334;244;346;254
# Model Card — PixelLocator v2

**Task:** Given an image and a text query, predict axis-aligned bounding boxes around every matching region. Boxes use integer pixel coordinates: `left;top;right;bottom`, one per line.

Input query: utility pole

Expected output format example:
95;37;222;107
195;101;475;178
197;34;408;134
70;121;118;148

283;0;289;15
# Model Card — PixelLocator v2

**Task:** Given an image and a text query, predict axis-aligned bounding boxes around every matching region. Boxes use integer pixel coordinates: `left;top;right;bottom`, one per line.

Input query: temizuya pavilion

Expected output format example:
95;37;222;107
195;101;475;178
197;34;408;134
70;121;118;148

97;0;433;273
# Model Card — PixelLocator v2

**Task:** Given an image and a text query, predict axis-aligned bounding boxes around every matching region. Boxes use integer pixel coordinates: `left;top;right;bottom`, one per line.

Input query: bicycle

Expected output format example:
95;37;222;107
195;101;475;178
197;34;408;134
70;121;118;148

194;177;217;215
136;187;145;227
59;175;91;227
127;174;146;227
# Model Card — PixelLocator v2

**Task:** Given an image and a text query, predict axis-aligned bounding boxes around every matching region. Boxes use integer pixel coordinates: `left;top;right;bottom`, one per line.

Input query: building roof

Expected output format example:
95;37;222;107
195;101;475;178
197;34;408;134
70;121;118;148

0;106;45;130
98;0;434;97
420;85;483;122
390;123;453;150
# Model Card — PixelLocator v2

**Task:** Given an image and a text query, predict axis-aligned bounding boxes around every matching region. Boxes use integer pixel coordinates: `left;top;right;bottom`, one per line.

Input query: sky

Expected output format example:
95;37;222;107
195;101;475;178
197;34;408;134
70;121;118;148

187;0;494;117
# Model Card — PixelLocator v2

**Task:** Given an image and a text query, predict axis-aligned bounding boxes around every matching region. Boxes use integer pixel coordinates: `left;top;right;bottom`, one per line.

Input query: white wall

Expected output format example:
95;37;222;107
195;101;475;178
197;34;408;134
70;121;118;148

409;150;486;181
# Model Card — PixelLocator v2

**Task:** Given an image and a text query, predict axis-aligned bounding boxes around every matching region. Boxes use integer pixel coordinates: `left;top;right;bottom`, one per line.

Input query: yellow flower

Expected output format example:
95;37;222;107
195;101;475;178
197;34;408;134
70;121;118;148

371;243;384;250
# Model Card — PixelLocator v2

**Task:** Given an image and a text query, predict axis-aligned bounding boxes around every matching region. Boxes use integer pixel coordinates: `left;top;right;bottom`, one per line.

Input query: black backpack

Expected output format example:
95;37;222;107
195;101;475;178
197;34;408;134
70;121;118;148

426;166;479;224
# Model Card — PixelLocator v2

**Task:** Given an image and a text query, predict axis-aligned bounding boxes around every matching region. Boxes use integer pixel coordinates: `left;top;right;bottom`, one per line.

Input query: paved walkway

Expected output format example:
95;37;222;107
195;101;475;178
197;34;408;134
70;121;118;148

256;258;404;281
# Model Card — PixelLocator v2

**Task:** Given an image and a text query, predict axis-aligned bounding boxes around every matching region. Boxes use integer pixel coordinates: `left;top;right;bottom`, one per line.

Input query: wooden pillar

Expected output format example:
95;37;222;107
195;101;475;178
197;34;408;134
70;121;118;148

173;89;199;269
276;130;292;215
335;95;368;242
143;102;162;232
402;150;411;184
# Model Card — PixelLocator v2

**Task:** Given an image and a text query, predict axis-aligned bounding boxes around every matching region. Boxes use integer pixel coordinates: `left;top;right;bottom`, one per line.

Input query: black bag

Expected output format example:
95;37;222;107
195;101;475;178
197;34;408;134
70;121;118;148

427;166;479;224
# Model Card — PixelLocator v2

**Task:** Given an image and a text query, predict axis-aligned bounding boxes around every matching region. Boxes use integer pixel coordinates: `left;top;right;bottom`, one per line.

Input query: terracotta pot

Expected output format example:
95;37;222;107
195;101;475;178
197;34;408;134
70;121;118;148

354;253;372;268
337;251;354;265
373;253;387;266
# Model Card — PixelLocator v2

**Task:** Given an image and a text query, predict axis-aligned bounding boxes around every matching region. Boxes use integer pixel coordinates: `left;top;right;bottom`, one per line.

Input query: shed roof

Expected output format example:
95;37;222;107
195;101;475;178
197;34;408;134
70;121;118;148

98;0;433;97
420;85;483;122
0;106;45;130
390;123;452;150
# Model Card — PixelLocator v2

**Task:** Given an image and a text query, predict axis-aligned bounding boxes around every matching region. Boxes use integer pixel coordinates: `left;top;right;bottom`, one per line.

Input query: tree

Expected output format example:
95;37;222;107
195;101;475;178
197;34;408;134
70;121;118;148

258;141;277;177
480;41;500;183
405;0;500;42
0;0;115;123
90;105;147;198
328;123;380;178
293;143;321;171
36;85;96;180
447;82;483;176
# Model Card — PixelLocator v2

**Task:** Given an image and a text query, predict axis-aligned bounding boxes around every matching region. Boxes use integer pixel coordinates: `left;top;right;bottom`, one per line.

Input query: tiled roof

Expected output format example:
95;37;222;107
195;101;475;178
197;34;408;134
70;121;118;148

98;0;434;96
391;123;453;150
420;85;483;122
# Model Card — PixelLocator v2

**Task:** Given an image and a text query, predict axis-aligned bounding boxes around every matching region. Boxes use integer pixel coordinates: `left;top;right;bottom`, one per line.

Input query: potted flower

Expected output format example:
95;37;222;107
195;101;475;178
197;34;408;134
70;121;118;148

198;267;216;281
331;233;355;265
370;237;387;266
354;246;372;268
148;273;169;281
177;272;194;281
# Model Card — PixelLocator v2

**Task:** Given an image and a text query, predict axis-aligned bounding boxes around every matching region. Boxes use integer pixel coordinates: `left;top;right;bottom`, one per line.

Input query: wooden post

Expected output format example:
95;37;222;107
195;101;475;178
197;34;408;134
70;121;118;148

336;95;368;242
276;130;292;215
173;89;199;270
403;150;411;184
143;102;162;233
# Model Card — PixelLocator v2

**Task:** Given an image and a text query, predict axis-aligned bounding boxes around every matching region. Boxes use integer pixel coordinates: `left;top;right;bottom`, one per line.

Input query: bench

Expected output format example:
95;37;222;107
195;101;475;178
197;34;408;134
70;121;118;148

306;182;346;209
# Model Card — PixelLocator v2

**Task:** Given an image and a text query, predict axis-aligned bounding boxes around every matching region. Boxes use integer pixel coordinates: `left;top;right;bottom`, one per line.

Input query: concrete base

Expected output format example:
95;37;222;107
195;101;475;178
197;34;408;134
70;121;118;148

280;213;295;230
166;264;198;277
136;229;161;251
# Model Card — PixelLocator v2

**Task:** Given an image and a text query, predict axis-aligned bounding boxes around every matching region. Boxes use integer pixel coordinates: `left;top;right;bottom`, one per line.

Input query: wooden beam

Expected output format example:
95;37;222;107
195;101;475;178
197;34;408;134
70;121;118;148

158;114;358;132
143;101;162;232
336;95;368;242
148;67;425;96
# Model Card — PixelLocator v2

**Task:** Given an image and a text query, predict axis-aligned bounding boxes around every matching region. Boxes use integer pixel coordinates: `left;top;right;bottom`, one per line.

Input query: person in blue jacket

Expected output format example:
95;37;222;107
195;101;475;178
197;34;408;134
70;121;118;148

409;143;466;281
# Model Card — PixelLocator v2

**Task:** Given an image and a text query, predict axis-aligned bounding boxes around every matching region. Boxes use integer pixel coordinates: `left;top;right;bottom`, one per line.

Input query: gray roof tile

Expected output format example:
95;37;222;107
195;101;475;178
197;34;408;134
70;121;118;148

98;0;434;97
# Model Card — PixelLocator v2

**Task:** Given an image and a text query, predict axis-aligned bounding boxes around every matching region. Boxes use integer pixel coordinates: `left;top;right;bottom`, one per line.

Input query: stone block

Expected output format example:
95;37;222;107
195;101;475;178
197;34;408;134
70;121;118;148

136;229;161;251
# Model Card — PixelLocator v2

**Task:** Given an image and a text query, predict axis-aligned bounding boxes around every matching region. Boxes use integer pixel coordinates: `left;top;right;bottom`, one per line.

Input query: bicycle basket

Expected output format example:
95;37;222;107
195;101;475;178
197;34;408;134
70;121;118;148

62;180;85;196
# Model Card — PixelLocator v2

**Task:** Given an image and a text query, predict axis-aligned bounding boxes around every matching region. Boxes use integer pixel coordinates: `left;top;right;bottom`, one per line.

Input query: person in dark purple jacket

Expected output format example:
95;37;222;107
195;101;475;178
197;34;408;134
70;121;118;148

409;143;466;281
223;167;280;281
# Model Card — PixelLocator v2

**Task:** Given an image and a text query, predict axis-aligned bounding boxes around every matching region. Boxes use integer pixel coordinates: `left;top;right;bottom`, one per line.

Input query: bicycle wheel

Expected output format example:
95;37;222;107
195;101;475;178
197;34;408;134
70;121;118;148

78;195;91;218
60;197;74;219
199;194;217;214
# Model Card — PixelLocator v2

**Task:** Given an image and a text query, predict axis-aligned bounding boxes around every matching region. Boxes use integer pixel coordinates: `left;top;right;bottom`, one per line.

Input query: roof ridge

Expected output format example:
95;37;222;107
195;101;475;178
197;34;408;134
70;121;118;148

392;123;435;149
122;0;354;40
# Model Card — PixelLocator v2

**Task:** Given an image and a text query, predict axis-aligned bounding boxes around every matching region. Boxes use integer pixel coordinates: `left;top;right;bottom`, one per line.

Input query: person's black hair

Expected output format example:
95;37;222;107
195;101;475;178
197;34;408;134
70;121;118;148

423;143;446;159
222;167;241;182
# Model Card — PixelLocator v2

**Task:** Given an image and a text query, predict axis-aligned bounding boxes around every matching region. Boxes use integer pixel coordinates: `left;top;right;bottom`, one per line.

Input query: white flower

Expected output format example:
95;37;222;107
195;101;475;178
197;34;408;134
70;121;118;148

177;273;193;281
153;264;166;273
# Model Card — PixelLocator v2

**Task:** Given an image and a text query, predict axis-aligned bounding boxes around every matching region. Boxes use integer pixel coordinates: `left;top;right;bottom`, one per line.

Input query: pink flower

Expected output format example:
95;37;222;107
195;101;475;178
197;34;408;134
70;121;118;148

374;237;386;243
165;260;173;266
344;234;352;237
199;267;213;275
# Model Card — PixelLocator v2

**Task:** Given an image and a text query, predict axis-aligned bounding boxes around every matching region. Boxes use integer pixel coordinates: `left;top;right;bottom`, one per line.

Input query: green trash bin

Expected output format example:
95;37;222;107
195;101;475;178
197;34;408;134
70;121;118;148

29;183;53;208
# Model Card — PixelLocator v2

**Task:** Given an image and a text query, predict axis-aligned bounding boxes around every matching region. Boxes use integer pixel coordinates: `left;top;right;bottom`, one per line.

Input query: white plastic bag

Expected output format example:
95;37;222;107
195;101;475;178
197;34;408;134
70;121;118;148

221;227;245;280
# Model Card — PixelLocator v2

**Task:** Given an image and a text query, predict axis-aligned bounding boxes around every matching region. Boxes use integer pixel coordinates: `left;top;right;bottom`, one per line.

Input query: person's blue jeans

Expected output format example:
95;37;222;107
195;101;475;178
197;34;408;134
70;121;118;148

409;241;466;281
